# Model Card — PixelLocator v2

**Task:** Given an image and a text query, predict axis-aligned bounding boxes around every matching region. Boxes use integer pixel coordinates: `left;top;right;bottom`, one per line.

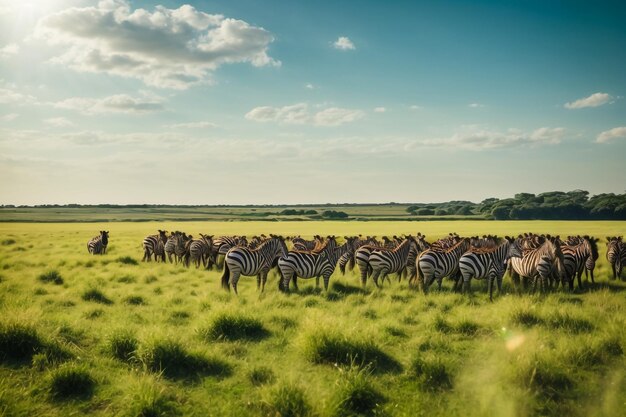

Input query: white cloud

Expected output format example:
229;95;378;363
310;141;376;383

468;103;484;108
420;127;566;150
596;127;626;144
44;117;74;127
333;36;355;50
54;94;164;114
374;107;386;113
564;92;613;109
245;103;364;126
305;83;315;90
0;82;38;105
163;121;218;129
409;105;422;110
0;113;19;122
34;1;279;89
0;43;19;58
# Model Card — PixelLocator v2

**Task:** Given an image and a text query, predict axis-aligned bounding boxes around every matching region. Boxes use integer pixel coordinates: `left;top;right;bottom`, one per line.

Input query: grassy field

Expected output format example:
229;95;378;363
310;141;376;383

1;221;625;417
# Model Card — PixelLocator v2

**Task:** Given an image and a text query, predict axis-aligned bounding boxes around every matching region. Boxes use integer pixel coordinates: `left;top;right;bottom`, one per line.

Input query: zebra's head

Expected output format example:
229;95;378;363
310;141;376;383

505;236;523;259
158;230;168;242
101;231;109;245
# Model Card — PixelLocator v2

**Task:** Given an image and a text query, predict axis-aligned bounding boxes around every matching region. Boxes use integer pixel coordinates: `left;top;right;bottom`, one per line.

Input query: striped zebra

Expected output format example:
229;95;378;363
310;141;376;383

509;236;565;292
291;235;324;251
355;243;385;286
279;237;355;291
189;234;214;269
87;231;109;255
582;236;599;283
213;236;248;268
178;234;194;267
459;236;523;300
369;237;419;287
142;230;168;262
221;236;288;294
606;237;624;280
339;236;378;275
415;237;470;292
402;233;430;282
164;231;179;263
560;236;595;290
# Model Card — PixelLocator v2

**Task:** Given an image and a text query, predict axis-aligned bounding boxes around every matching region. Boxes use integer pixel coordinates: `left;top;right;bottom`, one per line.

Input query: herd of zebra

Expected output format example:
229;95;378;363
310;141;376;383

88;230;626;299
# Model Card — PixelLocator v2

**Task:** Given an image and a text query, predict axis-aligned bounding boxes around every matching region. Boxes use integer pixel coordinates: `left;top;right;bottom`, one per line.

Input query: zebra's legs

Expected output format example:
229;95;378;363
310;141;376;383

261;271;268;292
231;271;240;295
315;276;320;288
589;269;595;283
323;274;331;291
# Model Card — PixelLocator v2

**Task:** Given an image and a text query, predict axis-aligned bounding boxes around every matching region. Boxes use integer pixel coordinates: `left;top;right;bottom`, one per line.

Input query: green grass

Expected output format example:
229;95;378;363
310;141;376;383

0;221;625;416
38;270;64;285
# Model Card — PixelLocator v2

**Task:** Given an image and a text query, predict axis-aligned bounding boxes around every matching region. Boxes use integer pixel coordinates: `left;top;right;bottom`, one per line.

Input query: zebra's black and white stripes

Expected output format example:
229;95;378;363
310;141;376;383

142;230;168;262
416;238;470;292
87;231;109;255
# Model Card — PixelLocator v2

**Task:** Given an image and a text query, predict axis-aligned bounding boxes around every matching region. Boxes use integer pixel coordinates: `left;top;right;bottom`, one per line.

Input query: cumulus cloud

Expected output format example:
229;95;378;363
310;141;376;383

333;36;355;50
564;92;613;109
421;127;566;150
54;94;164;114
245;103;364;126
163;121;218;129
0;82;38;105
0;43;19;58
34;1;279;89
44;117;74;127
596;127;626;144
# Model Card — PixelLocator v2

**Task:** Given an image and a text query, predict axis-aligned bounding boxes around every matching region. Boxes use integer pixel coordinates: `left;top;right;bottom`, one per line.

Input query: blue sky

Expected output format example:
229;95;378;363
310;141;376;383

0;0;624;204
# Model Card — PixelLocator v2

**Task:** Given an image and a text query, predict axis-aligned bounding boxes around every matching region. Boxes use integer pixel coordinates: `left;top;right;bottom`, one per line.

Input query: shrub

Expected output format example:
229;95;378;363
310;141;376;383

248;366;275;386
107;330;139;363
38;270;64;285
82;288;113;305
410;356;452;391
332;368;385;417
48;364;96;400
199;313;269;342
262;383;312;417
303;330;401;374
117;256;139;265
142;339;231;380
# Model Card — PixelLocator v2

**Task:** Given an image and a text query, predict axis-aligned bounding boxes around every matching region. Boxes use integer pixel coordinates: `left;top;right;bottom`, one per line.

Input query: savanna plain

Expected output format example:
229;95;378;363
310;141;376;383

1;221;625;417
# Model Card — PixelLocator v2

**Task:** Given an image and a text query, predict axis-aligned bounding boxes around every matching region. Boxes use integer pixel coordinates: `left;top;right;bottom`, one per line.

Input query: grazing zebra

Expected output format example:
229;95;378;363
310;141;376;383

606;237;624;280
279;237;355;291
459;236;523;300
221;236;288;294
368;236;419;287
87;231;109;255
339;236;378;275
142;230;168;262
291;235;324;251
415;237;470;292
509;236;565;292
560;236;595;290
189;234;214;269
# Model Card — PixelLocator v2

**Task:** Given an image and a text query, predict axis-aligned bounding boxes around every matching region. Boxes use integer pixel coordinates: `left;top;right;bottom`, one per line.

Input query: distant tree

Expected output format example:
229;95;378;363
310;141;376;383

322;210;349;219
415;208;434;216
491;206;510;220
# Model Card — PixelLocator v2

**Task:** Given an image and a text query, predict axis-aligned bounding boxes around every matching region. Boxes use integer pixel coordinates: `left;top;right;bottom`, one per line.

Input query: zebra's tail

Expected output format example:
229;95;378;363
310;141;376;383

348;255;355;272
416;262;425;292
220;262;230;291
339;262;346;275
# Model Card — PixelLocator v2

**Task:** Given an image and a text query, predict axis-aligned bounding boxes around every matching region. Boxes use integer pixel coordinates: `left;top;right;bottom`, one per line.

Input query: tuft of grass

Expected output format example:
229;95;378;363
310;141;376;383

454;319;480;336
141;339;231;380
332;367;386;417
144;275;158;284
117;256;139;265
117;275;137;284
82;288;113;305
515;357;574;402
124;295;146;306
48;364;96;400
34;288;48;296
409;355;452;391
106;330;139;363
0;322;43;363
544;311;594;334
124;380;180;417
432;315;452;333
510;308;544;327
383;325;407;338
199;313;269;342
270;316;298;330
304;298;319;308
248;366;275;386
38;270;64;285
1;239;16;245
303;330;401;374
261;383;312;417
83;308;104;319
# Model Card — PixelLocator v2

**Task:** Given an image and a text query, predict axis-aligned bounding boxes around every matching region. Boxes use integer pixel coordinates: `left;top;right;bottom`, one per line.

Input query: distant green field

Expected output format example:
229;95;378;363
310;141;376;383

1;221;625;417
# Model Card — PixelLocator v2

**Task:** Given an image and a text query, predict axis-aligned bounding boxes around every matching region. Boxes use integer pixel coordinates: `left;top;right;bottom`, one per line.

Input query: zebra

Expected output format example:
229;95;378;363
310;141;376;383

368;236;419;287
339;236;378;275
582;236;599;283
291;235;324;251
606;237;624;280
142;230;168;262
279;237;355;291
416;237;470;292
213;236;248;268
402;233;431;282
509;236;565;292
87;231;109;255
459;236;523;300
164;231;179;263
560;236;595;290
189;234;214;269
221;236;288;294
